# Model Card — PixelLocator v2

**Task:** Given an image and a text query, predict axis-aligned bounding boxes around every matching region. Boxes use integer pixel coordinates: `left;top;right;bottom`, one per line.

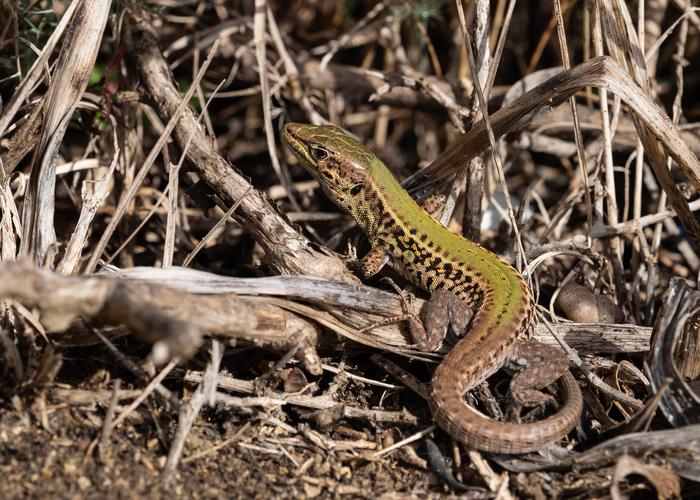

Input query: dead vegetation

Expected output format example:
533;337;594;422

0;0;699;497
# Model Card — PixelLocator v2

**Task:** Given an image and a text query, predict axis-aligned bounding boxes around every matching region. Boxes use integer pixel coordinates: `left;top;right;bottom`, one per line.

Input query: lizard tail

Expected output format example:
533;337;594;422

428;319;583;454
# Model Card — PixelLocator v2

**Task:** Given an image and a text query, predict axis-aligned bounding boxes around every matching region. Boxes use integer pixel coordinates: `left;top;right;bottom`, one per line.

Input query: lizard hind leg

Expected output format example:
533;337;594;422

411;290;474;353
506;339;570;408
426;290;474;337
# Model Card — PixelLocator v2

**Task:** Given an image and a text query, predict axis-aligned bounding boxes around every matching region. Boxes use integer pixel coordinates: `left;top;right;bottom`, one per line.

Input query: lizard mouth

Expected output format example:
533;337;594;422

282;122;307;158
282;123;321;181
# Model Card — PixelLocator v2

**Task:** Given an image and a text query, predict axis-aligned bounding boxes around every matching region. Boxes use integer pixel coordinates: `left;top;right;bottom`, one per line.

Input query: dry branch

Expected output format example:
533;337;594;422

0;260;321;373
0;0;79;140
184;370;419;425
647;278;700;428
405;56;700;245
107;265;652;355
121;10;354;283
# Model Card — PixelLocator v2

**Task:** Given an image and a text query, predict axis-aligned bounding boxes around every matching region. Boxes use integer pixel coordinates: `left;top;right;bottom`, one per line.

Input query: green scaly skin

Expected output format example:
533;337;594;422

282;123;582;453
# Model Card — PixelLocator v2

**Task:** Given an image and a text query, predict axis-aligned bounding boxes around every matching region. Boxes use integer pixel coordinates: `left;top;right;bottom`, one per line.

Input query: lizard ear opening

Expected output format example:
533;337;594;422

350;184;362;196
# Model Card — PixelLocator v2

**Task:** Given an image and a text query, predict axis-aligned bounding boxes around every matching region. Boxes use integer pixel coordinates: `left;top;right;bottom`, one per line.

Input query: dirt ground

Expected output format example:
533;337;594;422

0;347;459;499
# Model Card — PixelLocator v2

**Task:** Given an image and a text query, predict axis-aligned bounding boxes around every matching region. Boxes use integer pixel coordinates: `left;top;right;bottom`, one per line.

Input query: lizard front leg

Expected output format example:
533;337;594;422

353;243;390;279
357;245;473;353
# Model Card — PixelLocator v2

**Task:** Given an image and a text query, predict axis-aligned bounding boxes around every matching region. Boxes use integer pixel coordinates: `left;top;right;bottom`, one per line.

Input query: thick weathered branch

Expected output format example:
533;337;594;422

0;261;321;374
123;11;355;283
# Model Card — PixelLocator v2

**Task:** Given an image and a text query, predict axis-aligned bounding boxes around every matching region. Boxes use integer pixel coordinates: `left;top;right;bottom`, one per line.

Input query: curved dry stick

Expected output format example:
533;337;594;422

404;56;700;244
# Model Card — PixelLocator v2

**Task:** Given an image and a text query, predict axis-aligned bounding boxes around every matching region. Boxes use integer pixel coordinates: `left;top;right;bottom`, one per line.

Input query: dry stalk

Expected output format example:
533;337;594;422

20;0;111;264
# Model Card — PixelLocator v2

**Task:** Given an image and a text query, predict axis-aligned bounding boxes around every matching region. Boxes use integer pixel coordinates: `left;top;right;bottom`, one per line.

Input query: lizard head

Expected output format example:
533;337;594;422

282;123;375;213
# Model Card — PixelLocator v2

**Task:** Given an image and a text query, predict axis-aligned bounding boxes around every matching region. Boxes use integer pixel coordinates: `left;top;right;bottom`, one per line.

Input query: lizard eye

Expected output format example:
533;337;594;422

309;146;329;161
349;184;362;196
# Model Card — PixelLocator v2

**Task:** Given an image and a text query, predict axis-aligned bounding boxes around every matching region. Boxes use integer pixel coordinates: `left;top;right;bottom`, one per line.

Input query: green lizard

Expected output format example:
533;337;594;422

282;122;582;453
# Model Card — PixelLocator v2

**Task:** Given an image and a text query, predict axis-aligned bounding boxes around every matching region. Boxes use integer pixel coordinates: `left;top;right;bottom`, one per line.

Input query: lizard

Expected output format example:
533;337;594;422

282;122;583;453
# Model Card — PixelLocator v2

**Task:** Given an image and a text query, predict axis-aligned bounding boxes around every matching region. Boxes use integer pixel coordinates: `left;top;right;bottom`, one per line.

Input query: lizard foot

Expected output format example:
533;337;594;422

507;339;570;409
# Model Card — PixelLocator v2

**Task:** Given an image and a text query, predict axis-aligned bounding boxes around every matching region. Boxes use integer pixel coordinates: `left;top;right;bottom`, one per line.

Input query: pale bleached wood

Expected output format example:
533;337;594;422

107;265;652;355
20;0;111;264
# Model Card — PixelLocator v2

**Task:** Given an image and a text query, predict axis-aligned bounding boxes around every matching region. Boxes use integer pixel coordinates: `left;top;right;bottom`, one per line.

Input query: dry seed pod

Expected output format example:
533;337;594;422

283;367;309;393
555;282;624;324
